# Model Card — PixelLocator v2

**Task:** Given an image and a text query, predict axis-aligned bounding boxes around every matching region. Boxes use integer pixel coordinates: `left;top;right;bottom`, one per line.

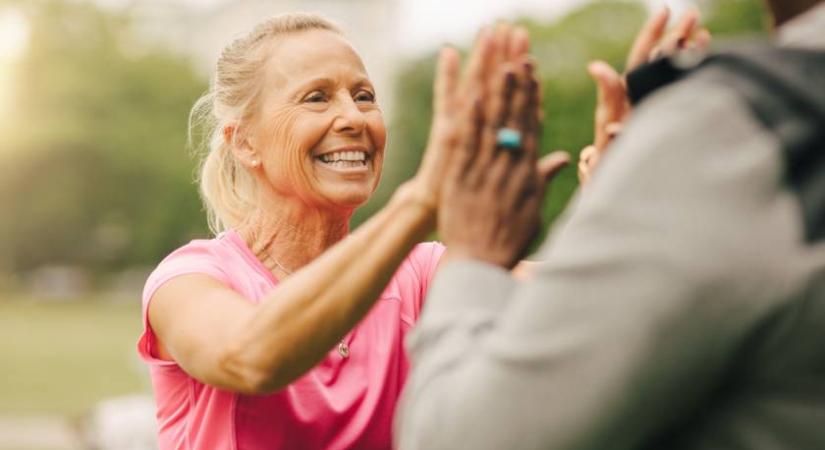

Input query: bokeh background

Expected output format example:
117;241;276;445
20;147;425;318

0;0;765;448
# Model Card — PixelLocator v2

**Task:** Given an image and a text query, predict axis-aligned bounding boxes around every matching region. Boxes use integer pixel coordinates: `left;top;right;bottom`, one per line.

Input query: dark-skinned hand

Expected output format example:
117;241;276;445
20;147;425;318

439;32;568;269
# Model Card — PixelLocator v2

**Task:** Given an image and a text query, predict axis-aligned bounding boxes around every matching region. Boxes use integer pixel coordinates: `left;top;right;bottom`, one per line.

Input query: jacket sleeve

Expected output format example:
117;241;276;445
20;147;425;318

396;77;810;450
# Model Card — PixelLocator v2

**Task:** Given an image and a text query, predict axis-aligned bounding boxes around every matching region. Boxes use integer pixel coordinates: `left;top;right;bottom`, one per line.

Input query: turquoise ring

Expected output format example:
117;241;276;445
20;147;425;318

496;127;522;149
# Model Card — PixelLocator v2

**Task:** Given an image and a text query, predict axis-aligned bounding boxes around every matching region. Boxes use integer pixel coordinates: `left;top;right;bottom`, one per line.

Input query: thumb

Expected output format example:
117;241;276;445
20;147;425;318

587;61;626;149
588;61;624;110
537;151;570;182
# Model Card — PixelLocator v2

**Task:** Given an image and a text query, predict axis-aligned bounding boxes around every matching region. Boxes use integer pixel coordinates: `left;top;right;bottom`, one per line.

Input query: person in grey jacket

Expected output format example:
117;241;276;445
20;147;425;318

397;1;825;449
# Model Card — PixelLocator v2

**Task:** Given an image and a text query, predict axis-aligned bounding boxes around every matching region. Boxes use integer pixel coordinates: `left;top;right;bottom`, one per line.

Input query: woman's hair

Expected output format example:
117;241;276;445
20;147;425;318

189;13;343;234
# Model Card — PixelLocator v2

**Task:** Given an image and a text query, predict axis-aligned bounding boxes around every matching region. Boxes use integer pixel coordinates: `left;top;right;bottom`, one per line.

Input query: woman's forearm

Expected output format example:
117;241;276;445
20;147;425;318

223;186;434;393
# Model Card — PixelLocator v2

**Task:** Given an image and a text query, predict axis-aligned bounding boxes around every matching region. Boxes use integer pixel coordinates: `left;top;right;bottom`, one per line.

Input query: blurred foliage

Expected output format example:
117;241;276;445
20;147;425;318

0;0;767;276
0;0;208;275
357;0;768;245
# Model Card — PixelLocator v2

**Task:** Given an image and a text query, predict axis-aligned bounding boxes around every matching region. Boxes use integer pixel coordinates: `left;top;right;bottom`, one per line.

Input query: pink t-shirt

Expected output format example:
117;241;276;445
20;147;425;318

137;230;445;450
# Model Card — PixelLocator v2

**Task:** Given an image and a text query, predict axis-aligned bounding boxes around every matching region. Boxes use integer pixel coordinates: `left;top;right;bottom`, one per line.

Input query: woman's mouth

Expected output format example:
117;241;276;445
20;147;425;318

316;150;370;169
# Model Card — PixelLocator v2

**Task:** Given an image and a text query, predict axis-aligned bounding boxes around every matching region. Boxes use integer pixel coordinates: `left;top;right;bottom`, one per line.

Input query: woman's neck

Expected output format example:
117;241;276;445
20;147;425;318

237;194;352;276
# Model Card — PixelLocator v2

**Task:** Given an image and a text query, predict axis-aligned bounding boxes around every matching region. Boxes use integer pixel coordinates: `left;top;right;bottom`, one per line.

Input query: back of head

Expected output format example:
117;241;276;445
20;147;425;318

766;0;824;26
189;13;343;234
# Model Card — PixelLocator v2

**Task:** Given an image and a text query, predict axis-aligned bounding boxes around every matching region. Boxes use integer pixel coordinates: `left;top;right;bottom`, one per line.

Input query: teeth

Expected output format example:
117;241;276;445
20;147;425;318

319;151;367;163
327;160;364;168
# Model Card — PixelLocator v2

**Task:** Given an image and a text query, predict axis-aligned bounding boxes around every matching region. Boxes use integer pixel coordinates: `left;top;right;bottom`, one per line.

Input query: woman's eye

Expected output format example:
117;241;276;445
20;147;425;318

304;92;327;103
355;91;375;103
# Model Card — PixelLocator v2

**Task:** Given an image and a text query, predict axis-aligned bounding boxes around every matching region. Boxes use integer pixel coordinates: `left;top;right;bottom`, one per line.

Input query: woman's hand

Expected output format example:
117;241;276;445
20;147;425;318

403;25;532;222
578;8;711;184
438;56;568;269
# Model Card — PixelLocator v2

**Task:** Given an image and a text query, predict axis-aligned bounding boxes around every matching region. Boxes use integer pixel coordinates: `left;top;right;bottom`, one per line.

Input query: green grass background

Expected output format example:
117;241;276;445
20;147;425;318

0;299;146;417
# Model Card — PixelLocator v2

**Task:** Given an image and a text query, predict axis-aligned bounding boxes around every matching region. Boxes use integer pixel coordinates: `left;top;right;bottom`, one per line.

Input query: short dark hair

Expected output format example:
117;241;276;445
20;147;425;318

766;0;823;26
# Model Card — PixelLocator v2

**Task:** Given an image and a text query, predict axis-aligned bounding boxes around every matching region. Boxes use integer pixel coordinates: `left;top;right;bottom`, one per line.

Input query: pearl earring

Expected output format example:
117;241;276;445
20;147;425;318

252;160;259;167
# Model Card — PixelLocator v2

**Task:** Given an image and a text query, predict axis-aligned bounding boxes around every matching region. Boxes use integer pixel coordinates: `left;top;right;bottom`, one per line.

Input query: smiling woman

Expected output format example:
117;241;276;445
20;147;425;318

136;12;532;450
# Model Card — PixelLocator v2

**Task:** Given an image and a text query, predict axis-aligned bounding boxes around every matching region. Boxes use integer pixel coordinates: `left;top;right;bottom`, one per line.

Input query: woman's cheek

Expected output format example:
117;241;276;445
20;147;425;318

289;113;332;199
263;108;317;197
367;110;387;151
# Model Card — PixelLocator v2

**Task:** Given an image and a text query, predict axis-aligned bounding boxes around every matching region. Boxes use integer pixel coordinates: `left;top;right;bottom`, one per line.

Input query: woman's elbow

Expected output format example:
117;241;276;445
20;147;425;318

215;343;287;395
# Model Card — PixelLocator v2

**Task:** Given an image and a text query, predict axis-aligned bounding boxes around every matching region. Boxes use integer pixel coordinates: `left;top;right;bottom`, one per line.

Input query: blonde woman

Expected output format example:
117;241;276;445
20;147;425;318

137;14;549;450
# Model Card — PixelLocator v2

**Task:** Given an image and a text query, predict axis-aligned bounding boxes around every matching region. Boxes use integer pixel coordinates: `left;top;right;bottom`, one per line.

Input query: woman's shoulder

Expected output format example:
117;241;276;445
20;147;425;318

156;233;234;270
143;233;240;300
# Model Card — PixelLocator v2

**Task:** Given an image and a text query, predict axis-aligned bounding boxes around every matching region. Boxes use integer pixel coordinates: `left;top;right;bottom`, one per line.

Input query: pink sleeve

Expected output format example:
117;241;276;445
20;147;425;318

137;240;232;366
408;241;446;319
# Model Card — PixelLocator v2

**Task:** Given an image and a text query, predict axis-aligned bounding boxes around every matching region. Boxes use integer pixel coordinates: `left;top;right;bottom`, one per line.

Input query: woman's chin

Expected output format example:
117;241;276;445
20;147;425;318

319;188;372;211
312;177;376;209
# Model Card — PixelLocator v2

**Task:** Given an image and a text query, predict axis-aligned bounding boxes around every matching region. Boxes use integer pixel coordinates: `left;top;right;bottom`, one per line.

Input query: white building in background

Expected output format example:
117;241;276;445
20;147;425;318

127;0;401;118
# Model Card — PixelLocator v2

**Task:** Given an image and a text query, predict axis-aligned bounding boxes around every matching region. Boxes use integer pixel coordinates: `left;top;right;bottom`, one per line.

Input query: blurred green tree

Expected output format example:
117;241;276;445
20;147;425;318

357;0;767;247
0;0;208;274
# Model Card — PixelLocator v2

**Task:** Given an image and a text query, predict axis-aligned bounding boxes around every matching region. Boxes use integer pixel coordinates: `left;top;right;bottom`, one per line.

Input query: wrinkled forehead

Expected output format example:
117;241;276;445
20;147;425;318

261;29;370;91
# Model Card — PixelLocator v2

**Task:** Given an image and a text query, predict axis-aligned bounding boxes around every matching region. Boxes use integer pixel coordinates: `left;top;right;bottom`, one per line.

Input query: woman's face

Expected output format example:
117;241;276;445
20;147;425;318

249;29;387;211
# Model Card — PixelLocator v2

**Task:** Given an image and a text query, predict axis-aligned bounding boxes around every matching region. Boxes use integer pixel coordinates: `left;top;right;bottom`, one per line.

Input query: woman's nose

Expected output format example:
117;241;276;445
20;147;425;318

332;97;367;135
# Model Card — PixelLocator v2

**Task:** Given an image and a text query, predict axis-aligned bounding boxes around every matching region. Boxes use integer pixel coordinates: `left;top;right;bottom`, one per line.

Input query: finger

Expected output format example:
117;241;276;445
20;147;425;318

537;151;569;182
463;26;494;93
578;145;596;184
588;61;626;149
508;26;530;61
692;28;712;51
471;66;514;187
486;64;516;138
663;9;700;54
626;5;670;70
520;67;541;160
604;122;624;146
496;68;518;135
452;94;485;181
648;44;664;62
491;22;512;71
579;145;596;164
578;159;590;184
589;61;625;117
507;59;532;156
675;9;701;42
433;47;461;115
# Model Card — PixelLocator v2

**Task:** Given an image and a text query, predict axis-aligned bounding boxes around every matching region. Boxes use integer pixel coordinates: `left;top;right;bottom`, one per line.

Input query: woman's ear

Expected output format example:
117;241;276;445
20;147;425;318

224;123;260;169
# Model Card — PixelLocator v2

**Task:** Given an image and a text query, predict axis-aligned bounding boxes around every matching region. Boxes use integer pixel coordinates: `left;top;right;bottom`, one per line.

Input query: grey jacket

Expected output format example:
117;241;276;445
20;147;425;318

397;5;825;450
